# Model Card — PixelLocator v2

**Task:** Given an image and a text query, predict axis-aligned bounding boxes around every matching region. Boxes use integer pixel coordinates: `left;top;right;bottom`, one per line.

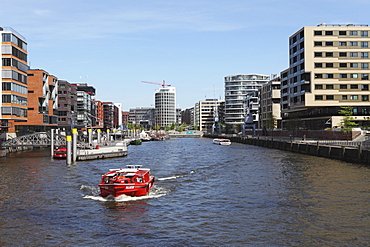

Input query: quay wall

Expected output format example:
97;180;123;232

206;135;370;165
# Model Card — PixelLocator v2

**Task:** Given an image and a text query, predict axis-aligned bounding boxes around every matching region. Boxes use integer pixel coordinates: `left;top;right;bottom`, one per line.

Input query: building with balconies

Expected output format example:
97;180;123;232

57;80;77;130
224;74;270;132
259;75;282;129
72;83;95;129
14;69;58;133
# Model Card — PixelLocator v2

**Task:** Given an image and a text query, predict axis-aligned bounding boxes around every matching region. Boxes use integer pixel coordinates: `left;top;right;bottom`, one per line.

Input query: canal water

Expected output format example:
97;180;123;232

1;137;370;246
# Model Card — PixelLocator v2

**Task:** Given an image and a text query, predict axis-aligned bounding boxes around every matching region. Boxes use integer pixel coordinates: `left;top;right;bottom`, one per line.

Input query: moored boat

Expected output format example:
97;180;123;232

130;139;142;145
213;138;231;145
99;165;155;197
53;147;67;159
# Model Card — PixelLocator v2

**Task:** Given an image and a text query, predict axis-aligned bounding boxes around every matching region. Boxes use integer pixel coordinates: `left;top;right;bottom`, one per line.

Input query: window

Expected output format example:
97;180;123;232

350;41;358;46
339;31;346;35
326;84;334;89
326;52;334;57
315;63;323;68
362;84;369;90
314;41;322;46
362;74;369;80
351;74;358;78
326;74;334;78
325;31;333;35
350;95;359;100
362;95;369;101
315;95;323;100
326;63;334;68
314;31;322;35
2;82;11;90
361;42;368;48
339;41;347;46
340;84;347;89
351;84;358;89
350;63;358;68
361;63;369;69
2;58;11;66
342;95;348;100
315;74;323;78
340;63;347;67
361;31;368;37
315;84;323;89
350;52;358;57
28;90;34;93
314;52;322;57
361;52;369;59
339;52;347;57
325;41;333;46
326;95;334;100
350;31;358;35
340;74;348;78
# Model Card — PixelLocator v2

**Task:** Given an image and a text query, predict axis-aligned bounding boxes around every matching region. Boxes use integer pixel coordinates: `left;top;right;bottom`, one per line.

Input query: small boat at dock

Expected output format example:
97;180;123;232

53;147;67;159
213;138;231;145
99;165;155;197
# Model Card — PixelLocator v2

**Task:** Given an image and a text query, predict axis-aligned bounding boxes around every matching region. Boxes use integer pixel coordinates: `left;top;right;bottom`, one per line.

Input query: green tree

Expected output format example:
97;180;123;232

265;113;277;135
339;106;358;133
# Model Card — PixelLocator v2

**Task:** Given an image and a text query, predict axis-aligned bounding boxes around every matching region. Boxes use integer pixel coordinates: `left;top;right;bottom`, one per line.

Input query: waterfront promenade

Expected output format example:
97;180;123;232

204;134;370;165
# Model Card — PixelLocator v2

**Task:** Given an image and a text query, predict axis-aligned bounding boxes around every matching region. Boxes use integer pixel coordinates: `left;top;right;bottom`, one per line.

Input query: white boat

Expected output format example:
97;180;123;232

213;138;231;145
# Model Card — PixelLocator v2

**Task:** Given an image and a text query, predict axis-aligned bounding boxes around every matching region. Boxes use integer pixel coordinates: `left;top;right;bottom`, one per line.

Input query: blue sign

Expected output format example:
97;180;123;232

186;131;194;134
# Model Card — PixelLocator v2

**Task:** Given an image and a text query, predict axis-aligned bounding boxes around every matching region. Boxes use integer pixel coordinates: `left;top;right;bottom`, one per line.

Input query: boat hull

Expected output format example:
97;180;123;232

213;138;231;145
99;177;154;197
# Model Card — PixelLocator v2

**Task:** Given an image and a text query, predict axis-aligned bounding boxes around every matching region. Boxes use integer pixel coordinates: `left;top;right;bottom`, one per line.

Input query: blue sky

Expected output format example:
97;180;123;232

1;0;369;110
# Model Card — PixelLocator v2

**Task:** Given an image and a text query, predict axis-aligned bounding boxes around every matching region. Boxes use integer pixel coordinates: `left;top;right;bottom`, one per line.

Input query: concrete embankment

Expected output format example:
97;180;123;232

205;134;370;165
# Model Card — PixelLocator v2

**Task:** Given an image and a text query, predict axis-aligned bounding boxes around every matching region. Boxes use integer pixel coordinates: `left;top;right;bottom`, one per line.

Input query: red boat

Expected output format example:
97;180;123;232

99;165;155;197
53;147;67;159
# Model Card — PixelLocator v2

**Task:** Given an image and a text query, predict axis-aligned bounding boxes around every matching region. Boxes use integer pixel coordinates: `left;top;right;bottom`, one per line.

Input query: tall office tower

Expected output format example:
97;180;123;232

224;74;270;130
0;27;28;139
281;23;370;129
155;87;176;127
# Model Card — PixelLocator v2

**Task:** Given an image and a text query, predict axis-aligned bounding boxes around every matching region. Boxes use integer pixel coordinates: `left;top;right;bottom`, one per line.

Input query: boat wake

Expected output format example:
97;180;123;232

82;185;169;202
156;171;195;181
156;176;179;181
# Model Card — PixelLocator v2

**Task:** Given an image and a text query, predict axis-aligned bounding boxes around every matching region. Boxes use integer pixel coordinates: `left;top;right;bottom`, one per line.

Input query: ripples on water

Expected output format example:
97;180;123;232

1;138;370;246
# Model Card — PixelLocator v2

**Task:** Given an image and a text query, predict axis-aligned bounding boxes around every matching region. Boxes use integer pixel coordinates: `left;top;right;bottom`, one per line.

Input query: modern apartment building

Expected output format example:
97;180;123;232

195;99;225;132
92;100;104;128
72;83;95;128
1;27;28;139
154;87;176;127
128;107;155;129
259;75;282;129
102;102;116;129
15;69;58;133
57;80;77;130
281;23;370;130
224;74;270;130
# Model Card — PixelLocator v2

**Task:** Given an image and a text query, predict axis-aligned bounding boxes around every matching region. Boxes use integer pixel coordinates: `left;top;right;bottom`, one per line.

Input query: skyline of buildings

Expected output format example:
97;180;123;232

2;23;370;139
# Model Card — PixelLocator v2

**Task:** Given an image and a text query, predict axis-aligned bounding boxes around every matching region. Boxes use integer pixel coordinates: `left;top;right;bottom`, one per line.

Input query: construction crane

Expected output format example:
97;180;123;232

141;80;171;88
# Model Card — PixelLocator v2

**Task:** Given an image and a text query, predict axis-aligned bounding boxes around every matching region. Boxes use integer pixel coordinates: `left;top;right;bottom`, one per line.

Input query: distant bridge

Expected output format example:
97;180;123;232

2;132;66;149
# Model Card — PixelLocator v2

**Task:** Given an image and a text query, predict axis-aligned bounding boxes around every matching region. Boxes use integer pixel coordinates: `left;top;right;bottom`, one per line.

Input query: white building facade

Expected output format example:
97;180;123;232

224;74;270;128
154;87;176;127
